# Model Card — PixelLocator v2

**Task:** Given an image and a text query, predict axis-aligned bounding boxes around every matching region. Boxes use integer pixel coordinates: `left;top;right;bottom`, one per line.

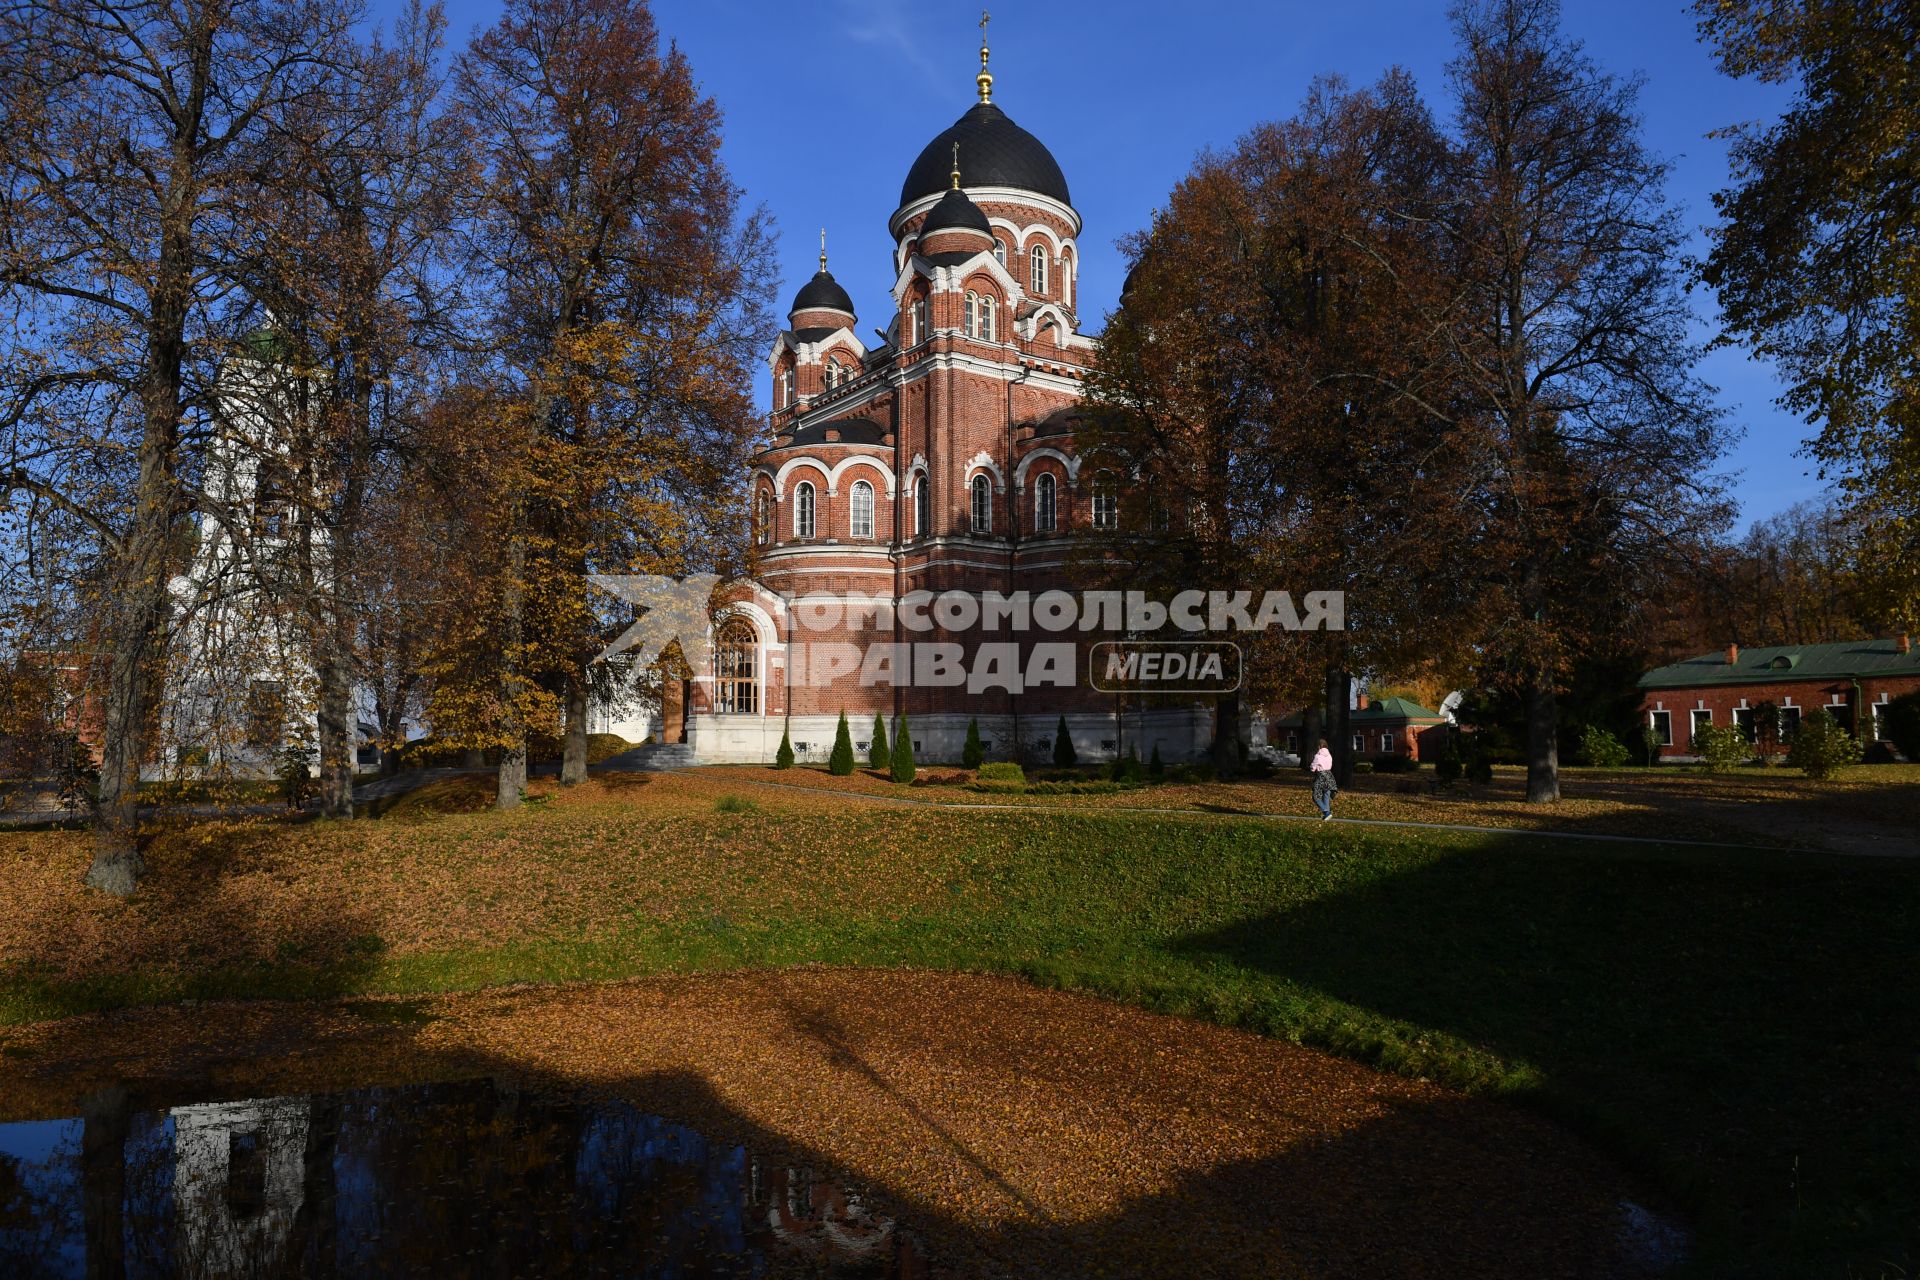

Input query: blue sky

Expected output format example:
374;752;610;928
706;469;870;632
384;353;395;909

398;0;1818;533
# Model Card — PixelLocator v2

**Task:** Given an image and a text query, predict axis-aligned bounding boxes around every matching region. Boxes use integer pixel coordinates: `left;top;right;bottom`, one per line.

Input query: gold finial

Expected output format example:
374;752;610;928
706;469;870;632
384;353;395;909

819;228;828;272
951;141;962;189
976;10;993;104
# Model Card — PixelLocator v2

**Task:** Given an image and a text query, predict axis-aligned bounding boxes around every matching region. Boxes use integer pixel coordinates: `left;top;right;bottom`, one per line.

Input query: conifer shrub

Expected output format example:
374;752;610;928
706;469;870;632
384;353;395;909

774;728;794;770
868;713;891;771
1053;716;1077;767
890;714;916;783
1148;743;1164;779
828;711;855;776
977;761;1024;783
962;717;984;769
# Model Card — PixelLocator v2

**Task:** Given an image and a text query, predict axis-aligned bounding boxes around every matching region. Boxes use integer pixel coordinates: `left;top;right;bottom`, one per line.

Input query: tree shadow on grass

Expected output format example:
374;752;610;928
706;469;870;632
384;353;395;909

0;817;391;1022
1174;843;1920;1277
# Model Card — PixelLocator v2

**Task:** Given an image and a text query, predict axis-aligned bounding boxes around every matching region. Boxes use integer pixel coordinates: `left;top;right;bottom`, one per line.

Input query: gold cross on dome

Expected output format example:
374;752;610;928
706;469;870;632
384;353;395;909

976;10;994;104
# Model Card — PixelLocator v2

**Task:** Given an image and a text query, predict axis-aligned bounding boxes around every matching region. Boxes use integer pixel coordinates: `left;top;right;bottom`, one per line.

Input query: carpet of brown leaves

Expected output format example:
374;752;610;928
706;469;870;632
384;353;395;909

0;774;973;984
0;969;1650;1279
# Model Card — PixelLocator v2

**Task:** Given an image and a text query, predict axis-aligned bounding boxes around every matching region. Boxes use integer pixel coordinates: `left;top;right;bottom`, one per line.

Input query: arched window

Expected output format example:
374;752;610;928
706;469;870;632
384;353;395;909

993;239;1006;266
850;479;874;539
755;488;771;544
1091;471;1117;530
914;477;930;537
1030;245;1047;294
911;297;928;345
1035;473;1056;533
1061;253;1073;307
980;296;995;342
778;367;793;407
964;291;978;338
970;474;992;533
714;619;757;715
794;480;815;539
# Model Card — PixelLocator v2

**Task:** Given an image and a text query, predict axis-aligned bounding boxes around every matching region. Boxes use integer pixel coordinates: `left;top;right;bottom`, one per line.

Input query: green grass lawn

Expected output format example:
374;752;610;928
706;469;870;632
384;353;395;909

1;789;1913;1277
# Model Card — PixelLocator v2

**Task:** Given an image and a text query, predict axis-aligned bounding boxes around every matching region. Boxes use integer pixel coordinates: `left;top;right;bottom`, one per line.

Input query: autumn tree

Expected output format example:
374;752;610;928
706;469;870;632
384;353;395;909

1086;73;1470;782
1695;0;1920;629
0;0;357;892
1653;496;1871;655
1440;0;1731;802
224;1;464;817
455;0;773;808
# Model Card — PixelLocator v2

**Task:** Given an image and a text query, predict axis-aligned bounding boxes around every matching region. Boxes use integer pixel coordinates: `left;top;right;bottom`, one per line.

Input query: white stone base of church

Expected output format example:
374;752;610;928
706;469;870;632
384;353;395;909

684;706;1217;767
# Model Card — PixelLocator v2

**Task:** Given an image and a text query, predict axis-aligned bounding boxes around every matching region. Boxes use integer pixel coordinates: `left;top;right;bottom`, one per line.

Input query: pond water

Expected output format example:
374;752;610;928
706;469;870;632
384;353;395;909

0;1078;931;1277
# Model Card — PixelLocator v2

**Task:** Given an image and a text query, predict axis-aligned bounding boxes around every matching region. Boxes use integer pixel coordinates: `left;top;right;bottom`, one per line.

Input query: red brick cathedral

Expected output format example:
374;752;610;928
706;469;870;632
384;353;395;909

673;29;1214;765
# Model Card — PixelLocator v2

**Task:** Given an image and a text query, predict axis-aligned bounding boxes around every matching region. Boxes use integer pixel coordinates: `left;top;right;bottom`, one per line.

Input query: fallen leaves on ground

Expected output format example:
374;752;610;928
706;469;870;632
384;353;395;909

0;969;1648;1279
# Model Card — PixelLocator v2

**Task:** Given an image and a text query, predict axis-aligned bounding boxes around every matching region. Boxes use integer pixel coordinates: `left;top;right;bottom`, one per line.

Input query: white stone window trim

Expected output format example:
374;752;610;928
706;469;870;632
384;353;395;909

793;481;816;539
849;479;875;540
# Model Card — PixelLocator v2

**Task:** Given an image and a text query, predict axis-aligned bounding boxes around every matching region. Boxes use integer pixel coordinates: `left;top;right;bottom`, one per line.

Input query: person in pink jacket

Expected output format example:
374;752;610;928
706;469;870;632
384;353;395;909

1309;738;1337;820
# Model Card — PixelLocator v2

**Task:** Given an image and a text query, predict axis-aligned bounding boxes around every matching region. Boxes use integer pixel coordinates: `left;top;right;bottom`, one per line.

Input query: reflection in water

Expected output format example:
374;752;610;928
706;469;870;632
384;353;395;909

0;1079;931;1277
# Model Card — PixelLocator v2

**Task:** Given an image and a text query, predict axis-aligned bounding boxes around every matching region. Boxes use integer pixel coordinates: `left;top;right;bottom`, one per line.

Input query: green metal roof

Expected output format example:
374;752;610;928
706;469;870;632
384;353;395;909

1639;637;1920;689
1275;696;1443;727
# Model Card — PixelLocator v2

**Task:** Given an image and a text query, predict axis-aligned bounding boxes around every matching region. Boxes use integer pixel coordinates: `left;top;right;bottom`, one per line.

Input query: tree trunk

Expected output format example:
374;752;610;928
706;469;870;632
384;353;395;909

89;588;156;896
497;743;526;808
561;671;588;785
314;373;369;819
288;1097;341;1272
1209;691;1242;772
1326;666;1354;788
496;520;528;811
315;640;354;818
88;262;189;894
1525;670;1561;802
81;1086;130;1280
1300;707;1321;770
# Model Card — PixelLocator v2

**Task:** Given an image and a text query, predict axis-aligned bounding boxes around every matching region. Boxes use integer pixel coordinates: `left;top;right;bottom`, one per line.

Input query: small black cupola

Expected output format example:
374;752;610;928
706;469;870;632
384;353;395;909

788;230;856;325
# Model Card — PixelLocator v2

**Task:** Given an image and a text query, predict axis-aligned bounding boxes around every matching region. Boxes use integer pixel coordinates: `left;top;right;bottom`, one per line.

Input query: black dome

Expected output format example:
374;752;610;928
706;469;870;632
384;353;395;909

920;186;992;237
900;103;1071;209
790;269;854;317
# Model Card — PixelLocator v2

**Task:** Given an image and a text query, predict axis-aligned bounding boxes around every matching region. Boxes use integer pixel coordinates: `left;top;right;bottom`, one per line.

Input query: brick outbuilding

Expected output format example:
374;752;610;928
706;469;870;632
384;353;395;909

1636;636;1920;759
